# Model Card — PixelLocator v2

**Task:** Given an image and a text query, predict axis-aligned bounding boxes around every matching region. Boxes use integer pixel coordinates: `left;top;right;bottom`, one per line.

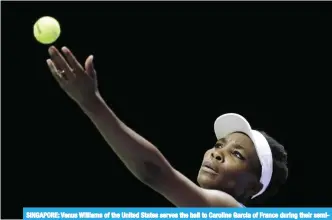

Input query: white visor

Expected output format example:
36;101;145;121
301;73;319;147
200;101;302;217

214;113;273;199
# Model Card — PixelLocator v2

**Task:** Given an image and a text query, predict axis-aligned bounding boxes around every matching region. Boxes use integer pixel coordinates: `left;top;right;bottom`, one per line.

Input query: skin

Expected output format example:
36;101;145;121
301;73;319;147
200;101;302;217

46;46;263;207
198;132;262;202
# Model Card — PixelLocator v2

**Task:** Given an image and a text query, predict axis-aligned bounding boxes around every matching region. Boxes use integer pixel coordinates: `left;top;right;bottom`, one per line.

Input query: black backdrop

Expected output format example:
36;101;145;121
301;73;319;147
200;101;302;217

2;2;332;219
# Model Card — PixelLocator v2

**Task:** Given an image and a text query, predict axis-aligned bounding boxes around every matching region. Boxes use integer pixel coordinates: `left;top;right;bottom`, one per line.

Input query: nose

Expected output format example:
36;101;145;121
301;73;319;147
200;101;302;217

211;149;224;162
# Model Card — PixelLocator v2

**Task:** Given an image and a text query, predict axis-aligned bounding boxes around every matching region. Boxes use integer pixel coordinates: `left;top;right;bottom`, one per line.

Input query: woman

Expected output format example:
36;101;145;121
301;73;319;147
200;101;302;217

46;46;288;207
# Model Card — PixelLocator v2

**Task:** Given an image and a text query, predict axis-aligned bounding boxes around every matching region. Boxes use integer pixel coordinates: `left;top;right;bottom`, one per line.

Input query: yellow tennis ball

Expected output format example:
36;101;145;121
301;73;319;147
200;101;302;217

33;16;61;44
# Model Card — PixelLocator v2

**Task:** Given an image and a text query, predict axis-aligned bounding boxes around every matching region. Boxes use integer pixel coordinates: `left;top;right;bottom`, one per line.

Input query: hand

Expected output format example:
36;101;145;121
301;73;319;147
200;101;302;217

47;46;99;106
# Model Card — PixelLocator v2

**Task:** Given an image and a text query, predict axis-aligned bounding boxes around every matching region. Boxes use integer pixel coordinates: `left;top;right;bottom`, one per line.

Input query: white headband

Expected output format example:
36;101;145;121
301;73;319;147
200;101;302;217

214;113;273;199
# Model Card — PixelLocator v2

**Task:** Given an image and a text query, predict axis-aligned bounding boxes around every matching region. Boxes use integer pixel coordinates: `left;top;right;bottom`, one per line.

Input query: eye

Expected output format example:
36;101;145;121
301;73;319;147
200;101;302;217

214;143;223;148
233;151;245;160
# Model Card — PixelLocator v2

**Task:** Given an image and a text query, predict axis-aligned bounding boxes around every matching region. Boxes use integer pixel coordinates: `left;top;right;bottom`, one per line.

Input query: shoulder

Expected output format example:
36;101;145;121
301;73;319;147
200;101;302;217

147;169;242;207
202;189;243;207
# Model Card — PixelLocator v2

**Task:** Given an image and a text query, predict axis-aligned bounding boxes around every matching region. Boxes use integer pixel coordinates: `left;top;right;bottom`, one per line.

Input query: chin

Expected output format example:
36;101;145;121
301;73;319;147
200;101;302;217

197;172;216;189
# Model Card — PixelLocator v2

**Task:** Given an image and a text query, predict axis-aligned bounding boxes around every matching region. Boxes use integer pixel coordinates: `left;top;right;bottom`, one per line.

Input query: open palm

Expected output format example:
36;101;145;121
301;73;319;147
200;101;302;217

47;46;99;105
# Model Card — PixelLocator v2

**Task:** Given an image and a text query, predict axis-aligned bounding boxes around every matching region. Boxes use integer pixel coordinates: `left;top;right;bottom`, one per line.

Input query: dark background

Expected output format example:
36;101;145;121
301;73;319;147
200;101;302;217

2;1;332;219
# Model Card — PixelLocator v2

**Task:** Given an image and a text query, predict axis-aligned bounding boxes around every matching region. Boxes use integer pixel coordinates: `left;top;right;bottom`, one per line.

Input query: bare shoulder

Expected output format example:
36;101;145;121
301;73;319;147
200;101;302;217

202;189;242;207
145;168;241;207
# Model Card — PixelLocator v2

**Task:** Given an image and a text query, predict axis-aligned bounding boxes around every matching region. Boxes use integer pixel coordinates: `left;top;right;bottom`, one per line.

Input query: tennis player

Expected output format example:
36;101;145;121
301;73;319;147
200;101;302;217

46;46;288;207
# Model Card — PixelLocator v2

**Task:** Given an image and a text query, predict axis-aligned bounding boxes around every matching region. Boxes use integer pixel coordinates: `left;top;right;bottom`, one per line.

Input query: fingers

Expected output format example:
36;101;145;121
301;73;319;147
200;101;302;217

61;47;84;73
85;55;96;79
48;46;96;84
48;46;75;80
47;59;66;84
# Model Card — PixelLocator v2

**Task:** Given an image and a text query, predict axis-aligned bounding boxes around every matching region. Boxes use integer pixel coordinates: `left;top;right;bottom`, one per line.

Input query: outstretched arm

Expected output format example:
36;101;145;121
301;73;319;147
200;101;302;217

47;46;240;207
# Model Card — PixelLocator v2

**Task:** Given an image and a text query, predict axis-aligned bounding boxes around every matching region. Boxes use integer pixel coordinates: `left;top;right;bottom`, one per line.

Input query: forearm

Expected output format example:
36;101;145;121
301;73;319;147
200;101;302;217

80;95;172;183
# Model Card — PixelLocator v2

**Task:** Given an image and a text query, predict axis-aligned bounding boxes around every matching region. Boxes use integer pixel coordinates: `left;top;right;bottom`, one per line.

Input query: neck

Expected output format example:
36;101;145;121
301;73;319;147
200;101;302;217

234;194;249;205
223;188;250;205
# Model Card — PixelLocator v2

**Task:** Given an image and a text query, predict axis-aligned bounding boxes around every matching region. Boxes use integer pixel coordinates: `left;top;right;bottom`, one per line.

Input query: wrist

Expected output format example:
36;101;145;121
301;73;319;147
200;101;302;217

78;93;106;114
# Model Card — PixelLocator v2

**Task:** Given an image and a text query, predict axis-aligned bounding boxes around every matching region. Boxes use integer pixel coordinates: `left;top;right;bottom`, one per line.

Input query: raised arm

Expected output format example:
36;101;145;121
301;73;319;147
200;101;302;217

47;46;240;207
79;96;239;207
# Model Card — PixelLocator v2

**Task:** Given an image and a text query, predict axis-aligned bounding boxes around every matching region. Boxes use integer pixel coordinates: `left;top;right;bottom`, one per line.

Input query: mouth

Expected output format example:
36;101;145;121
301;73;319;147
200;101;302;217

201;161;218;174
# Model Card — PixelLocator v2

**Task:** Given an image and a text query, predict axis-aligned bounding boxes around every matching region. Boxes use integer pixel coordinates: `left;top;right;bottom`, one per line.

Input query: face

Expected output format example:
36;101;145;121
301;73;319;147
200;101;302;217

197;132;262;199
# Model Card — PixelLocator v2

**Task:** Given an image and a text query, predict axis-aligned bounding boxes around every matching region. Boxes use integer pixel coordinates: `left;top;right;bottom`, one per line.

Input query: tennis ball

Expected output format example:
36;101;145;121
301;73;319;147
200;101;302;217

33;16;61;44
